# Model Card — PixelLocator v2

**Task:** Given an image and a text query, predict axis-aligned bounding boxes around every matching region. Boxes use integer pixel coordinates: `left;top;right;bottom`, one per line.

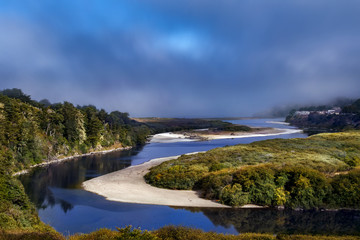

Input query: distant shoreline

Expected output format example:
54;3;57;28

14;126;302;176
150;127;303;143
12;146;132;176
13;127;301;176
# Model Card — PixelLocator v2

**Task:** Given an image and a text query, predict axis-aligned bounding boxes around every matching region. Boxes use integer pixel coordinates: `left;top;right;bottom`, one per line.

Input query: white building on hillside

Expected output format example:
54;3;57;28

295;111;310;116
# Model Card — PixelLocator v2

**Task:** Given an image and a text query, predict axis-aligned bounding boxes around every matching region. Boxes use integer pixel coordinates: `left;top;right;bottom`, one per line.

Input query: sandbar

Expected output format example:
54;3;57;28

82;153;228;207
82;153;267;208
150;128;302;143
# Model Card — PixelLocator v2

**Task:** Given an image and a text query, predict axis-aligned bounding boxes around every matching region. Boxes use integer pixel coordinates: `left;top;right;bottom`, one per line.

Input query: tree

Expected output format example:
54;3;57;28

60;102;86;145
39;99;51;107
0;88;31;103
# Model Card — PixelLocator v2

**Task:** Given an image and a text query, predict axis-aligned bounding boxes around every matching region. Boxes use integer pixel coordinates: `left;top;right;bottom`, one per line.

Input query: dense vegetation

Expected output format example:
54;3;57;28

146;131;360;209
0;88;156;233
134;117;249;133
342;99;360;114
0;147;55;232
216;124;252;132
0;89;155;171
1;226;359;240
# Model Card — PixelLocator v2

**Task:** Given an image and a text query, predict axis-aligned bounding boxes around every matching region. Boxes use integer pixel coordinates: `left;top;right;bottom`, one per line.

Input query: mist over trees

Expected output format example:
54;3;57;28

256;97;357;118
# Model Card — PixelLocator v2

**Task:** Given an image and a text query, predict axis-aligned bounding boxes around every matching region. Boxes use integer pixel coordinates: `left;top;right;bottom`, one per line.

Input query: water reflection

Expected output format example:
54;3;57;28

175;207;360;235
18;119;360;235
37;186;360;235
19;147;141;210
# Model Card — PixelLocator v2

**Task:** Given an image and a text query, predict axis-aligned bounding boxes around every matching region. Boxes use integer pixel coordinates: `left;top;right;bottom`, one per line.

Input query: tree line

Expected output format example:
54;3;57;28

0;88;152;171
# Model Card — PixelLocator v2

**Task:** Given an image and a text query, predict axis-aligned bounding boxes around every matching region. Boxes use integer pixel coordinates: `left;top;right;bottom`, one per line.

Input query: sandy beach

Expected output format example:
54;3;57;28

82;153;266;208
82;153;228;207
148;132;198;143
150;128;302;143
200;128;302;140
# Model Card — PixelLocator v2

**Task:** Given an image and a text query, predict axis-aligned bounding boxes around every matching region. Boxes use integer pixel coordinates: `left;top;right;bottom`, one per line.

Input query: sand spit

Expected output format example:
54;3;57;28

82;153;229;208
150;128;302;143
203;128;302;140
149;132;198;143
83;153;266;208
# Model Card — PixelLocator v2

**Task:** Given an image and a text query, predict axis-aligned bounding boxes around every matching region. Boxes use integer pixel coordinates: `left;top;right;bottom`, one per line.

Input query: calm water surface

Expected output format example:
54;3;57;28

19;119;360;236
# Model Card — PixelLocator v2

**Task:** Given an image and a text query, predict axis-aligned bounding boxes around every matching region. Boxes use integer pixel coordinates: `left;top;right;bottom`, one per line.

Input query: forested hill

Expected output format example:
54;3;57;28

0;88;238;172
0;88;152;172
0;88;155;231
285;98;360;133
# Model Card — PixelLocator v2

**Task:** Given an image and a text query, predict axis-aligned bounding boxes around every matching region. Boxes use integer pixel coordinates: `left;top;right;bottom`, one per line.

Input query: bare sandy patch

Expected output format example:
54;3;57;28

82;153;230;208
83;153;267;208
150;128;302;143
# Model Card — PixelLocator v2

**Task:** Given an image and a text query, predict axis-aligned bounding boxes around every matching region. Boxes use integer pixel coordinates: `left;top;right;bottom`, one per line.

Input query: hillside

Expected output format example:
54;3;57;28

0;89;156;233
146;131;360;209
285;99;360;133
0;89;153;172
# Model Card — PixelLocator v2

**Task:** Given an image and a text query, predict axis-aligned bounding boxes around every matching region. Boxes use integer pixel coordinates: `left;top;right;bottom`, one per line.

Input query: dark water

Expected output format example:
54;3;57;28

19;119;360;236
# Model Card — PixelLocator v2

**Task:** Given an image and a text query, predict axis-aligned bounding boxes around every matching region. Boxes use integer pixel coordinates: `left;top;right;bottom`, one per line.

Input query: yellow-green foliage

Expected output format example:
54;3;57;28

145;131;360;209
0;146;55;232
329;168;360;208
0;148;37;230
1;226;360;240
155;226;274;240
69;226;158;240
0;94;152;172
0;230;64;240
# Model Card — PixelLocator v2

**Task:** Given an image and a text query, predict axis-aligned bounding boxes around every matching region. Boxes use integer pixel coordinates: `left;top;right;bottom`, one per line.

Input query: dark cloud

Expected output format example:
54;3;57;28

0;0;359;117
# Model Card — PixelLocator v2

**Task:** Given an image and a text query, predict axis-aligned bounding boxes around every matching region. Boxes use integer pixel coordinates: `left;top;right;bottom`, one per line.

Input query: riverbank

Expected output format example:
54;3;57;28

82;152;265;208
145;131;360;210
150;127;302;143
12;146;133;176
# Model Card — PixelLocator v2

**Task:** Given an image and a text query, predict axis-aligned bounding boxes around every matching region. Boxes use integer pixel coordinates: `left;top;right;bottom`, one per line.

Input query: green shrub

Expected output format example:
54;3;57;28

198;173;233;199
220;184;249;206
279;166;330;209
155;225;276;240
233;166;277;206
69;226;158;240
328;169;360;208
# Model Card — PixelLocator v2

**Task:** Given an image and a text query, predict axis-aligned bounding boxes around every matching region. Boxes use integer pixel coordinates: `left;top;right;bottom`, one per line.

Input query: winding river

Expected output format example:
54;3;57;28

19;119;360;236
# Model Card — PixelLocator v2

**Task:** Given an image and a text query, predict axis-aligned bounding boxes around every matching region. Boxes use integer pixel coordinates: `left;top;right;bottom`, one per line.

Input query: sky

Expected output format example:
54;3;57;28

0;0;359;117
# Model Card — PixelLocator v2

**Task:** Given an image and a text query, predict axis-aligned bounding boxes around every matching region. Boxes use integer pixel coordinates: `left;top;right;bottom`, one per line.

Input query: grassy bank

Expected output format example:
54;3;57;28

145;131;360;209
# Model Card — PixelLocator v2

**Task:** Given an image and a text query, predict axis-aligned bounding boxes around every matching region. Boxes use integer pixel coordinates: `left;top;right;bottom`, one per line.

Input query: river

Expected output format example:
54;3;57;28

18;118;360;236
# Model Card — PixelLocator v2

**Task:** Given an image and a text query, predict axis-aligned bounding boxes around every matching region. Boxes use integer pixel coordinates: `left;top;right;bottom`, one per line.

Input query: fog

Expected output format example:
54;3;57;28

0;0;359;117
